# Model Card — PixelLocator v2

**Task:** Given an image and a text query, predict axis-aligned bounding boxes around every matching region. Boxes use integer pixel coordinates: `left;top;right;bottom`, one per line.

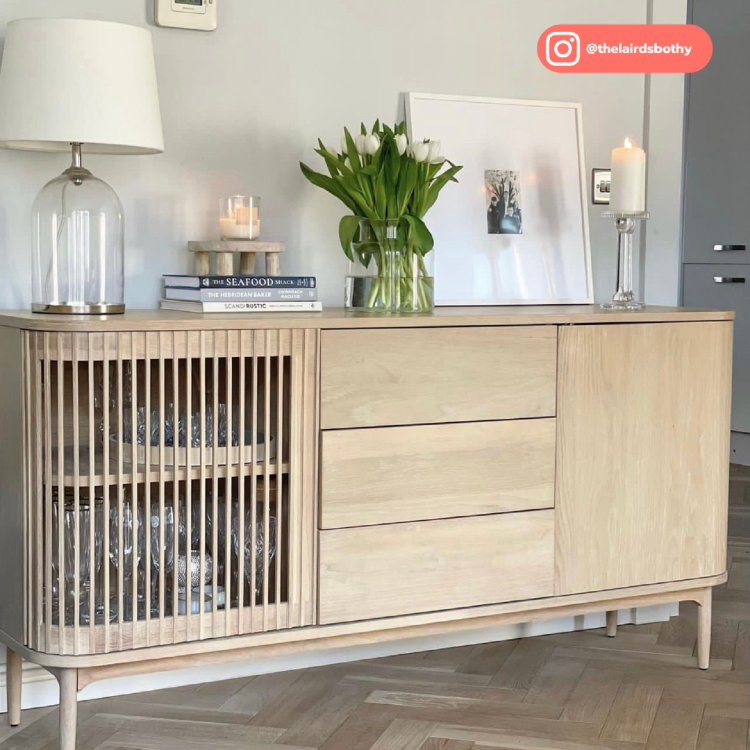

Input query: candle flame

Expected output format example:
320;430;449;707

624;137;636;149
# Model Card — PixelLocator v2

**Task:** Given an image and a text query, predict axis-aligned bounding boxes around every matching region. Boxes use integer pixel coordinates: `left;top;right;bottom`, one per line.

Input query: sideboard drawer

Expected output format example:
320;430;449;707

320;326;557;429
319;510;554;624
320;418;556;529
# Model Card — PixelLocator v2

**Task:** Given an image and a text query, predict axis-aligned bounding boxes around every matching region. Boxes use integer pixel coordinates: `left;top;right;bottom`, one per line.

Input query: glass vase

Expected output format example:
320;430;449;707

345;219;434;313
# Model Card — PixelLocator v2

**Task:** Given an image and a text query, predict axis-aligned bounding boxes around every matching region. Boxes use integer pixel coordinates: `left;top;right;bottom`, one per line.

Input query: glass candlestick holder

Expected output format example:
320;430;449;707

220;196;260;240
601;210;650;310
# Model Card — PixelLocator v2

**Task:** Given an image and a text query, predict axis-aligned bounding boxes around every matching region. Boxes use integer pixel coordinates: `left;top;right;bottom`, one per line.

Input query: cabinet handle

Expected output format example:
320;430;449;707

713;244;746;252
713;276;746;283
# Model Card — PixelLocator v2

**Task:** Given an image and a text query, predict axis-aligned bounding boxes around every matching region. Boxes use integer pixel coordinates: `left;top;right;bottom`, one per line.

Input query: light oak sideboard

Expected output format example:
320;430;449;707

0;306;733;749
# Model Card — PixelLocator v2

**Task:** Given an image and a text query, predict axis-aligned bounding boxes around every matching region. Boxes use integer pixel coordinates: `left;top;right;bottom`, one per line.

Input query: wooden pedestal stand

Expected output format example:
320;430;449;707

188;240;285;276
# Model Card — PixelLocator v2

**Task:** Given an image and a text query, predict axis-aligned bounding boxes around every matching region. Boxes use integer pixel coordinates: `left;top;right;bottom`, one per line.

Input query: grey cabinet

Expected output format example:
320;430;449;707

683;0;750;265
683;264;750;432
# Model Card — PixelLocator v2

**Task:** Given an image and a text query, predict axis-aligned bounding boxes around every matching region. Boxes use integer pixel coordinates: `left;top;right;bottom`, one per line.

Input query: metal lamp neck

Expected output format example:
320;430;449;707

64;143;91;186
71;143;83;169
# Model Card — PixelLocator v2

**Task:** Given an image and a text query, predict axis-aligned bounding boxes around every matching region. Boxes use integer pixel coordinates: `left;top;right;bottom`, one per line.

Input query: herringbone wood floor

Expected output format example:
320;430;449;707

4;467;750;750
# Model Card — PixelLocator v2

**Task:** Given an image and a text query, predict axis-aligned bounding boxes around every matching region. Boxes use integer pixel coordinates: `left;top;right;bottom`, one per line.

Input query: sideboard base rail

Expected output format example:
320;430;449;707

3;575;723;750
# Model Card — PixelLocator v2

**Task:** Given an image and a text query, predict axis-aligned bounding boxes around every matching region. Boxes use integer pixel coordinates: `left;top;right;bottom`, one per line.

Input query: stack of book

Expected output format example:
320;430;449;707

160;274;322;313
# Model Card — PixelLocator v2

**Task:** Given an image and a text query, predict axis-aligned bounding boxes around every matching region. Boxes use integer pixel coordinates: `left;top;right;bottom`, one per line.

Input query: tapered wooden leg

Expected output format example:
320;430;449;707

216;253;234;276
697;587;712;670
193;251;210;276
239;253;257;275
56;669;78;750
6;648;22;726
266;253;281;276
606;610;618;638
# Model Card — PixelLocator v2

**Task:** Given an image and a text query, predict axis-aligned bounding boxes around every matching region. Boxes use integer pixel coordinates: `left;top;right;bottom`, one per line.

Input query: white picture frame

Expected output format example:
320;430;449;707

406;93;594;306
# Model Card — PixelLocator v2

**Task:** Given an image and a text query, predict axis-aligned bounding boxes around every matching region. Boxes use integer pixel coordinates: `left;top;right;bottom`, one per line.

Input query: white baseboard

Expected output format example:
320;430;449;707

732;431;750;466
0;603;679;712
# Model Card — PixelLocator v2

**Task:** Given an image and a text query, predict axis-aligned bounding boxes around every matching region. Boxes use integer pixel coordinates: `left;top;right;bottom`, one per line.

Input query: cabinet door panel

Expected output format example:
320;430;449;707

555;322;732;595
683;0;750;264
683;264;750;433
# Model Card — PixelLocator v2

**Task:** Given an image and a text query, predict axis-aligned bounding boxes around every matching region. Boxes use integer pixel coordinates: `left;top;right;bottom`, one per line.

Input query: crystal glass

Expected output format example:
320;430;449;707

220;196;260;240
51;492;104;626
150;501;175;575
345;219;434;313
32;153;124;314
109;497;146;622
149;500;175;615
177;550;214;592
231;504;277;600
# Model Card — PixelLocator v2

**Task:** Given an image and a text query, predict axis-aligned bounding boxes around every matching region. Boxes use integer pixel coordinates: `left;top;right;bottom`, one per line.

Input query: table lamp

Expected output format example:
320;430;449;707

0;18;164;314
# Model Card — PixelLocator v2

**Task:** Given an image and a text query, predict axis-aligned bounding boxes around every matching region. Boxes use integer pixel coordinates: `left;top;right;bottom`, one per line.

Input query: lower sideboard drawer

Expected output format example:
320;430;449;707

318;510;554;624
320;419;556;528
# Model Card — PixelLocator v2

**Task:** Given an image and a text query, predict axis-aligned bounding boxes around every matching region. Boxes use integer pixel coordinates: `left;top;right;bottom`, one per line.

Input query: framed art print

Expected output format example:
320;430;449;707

406;93;594;305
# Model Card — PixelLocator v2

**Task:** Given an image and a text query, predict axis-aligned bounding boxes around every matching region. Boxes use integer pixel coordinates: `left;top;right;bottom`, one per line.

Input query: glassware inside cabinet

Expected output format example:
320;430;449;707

50;489;104;627
38;333;297;648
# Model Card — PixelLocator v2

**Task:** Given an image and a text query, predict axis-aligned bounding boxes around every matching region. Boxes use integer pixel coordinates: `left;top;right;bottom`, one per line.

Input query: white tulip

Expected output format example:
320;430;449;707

354;134;367;155
394;134;408;156
340;135;349;154
363;134;380;156
427;140;442;163
411;141;429;163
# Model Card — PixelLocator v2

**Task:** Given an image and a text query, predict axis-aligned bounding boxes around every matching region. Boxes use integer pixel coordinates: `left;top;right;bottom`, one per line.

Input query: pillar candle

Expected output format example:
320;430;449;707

219;217;250;239
610;138;646;212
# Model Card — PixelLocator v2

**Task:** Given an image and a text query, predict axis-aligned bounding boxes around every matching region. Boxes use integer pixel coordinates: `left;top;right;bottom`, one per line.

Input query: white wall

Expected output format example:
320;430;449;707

0;0;656;308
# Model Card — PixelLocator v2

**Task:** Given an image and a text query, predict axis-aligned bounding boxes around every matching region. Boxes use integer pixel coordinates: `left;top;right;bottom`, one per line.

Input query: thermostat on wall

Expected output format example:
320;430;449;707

155;0;217;31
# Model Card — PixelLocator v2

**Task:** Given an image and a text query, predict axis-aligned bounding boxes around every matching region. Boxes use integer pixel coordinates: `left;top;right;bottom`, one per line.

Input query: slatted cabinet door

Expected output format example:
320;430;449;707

555;322;732;595
24;328;318;655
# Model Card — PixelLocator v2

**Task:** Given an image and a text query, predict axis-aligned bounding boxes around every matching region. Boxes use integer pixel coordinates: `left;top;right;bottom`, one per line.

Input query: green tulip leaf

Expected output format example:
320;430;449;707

300;162;358;214
339;214;361;261
404;215;434;253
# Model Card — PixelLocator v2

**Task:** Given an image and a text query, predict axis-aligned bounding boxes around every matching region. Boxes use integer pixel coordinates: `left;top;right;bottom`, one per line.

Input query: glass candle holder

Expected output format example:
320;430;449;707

220;196;260;240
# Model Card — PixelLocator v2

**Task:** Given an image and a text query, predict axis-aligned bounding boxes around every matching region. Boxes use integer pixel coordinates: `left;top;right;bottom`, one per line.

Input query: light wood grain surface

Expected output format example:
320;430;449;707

555;321;733;595
0;305;734;332
2;478;748;750
318;511;555;624
320;327;557;429
320;419;556;528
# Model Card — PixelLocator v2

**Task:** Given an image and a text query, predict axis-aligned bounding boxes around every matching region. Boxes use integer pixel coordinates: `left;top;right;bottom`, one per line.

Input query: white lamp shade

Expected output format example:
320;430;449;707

0;18;164;154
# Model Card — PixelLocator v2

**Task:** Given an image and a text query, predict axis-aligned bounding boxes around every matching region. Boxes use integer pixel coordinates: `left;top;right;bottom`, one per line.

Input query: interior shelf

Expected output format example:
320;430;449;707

50;446;288;487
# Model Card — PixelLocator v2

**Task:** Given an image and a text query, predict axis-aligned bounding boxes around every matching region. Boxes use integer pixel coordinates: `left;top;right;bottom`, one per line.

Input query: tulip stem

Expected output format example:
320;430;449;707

355;220;433;313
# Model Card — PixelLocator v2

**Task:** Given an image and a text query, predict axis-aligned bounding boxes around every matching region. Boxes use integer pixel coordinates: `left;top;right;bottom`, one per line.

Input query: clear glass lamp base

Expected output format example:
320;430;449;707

601;299;645;310
32;302;126;315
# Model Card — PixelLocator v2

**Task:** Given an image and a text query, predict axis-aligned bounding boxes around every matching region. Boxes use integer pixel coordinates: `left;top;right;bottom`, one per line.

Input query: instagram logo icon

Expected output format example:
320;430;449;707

545;31;580;66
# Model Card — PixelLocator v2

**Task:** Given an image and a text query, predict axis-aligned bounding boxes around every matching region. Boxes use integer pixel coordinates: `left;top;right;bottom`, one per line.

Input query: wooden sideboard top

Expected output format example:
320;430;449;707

0;305;734;332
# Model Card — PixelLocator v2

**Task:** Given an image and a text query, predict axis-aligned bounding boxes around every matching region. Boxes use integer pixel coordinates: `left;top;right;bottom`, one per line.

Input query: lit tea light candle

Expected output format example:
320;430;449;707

219;196;261;240
610;138;646;213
